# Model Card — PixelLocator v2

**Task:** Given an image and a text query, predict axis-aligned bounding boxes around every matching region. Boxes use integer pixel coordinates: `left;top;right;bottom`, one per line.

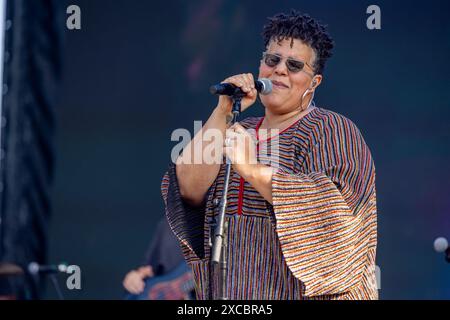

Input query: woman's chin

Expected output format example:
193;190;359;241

261;97;284;113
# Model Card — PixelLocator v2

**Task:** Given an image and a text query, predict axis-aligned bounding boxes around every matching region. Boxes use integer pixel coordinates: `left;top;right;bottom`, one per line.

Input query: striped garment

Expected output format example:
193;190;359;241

161;107;378;300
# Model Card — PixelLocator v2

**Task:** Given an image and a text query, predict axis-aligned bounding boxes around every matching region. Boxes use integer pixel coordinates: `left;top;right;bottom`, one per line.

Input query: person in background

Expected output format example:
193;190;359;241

123;217;193;299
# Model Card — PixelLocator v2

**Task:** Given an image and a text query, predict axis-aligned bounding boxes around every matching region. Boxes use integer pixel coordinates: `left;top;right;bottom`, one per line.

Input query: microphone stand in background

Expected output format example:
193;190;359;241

28;262;67;300
48;274;64;300
210;90;246;300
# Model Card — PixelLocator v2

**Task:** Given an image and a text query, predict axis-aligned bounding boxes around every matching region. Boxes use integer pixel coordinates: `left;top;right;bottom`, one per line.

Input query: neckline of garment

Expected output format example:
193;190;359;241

256;107;319;143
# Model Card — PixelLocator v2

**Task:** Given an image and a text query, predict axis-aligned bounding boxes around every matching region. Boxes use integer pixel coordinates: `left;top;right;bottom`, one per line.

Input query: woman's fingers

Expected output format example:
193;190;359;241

243;73;254;91
220;73;258;111
225;127;256;154
222;73;255;93
229;123;254;139
230;123;246;133
225;129;248;143
223;75;243;87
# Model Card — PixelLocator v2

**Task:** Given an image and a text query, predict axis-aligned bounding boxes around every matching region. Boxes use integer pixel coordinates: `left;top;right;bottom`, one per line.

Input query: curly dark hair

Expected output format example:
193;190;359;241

262;10;334;75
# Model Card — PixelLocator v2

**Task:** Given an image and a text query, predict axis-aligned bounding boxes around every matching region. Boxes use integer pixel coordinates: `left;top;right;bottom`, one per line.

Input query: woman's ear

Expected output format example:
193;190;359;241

311;75;322;90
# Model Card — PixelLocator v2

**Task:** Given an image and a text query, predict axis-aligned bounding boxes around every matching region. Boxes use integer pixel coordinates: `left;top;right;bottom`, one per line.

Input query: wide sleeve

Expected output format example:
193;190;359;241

271;115;377;297
161;163;206;263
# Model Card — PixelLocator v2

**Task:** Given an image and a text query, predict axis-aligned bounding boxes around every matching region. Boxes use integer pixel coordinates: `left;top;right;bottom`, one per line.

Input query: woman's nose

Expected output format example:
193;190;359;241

274;60;288;76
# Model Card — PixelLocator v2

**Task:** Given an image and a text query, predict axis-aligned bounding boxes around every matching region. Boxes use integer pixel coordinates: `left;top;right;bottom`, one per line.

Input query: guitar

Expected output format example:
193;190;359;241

125;262;195;300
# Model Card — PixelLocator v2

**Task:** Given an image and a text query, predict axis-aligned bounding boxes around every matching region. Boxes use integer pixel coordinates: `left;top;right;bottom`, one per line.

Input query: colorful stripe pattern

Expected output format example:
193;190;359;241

162;107;378;300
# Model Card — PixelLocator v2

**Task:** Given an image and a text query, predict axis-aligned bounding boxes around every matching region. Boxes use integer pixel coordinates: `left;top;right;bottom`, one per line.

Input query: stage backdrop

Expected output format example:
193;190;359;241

48;0;450;299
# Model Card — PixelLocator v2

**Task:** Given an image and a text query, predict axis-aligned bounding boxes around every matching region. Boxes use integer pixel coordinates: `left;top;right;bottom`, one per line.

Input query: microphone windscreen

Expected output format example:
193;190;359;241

258;78;272;95
58;264;68;272
28;262;39;275
434;237;448;253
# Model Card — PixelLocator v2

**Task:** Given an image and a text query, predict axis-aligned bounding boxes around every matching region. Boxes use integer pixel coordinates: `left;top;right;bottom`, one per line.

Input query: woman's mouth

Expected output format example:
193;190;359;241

271;80;289;89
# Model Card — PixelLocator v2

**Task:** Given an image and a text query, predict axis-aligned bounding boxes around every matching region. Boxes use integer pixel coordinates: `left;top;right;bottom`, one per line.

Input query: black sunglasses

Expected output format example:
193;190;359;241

262;52;314;76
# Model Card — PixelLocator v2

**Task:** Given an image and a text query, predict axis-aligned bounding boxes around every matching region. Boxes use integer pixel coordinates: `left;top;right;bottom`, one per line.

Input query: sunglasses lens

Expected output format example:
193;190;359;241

287;60;304;73
264;53;306;73
264;54;280;67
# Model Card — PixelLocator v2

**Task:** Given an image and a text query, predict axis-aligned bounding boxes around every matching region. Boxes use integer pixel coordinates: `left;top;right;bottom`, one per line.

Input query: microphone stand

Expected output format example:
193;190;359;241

49;273;65;300
210;90;245;300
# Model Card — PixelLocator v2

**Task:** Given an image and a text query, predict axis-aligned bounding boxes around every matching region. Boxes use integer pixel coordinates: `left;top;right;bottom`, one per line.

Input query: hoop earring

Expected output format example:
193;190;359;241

300;89;315;111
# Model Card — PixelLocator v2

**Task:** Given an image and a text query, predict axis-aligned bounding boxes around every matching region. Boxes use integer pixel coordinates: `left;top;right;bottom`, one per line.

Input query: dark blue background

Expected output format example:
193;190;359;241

49;0;450;299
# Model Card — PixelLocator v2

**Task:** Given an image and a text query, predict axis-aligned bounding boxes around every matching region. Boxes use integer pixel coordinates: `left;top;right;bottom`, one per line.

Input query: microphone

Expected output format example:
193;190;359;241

210;78;272;96
433;237;450;263
28;262;68;275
